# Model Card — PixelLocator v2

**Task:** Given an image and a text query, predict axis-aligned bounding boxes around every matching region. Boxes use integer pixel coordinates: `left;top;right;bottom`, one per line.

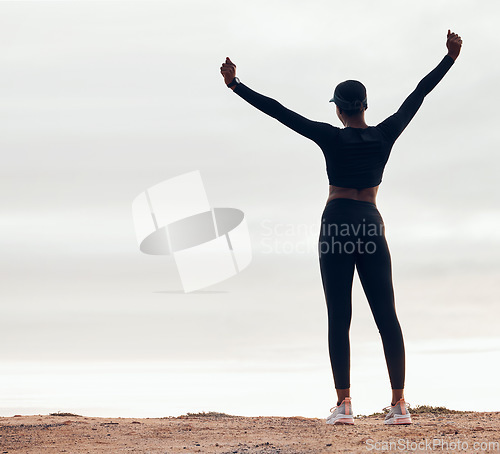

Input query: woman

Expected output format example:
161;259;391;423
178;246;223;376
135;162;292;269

220;30;462;425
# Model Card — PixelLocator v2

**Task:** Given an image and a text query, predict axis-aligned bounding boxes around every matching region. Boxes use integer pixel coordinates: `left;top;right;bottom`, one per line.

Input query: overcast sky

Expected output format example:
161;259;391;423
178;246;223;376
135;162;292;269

0;0;499;415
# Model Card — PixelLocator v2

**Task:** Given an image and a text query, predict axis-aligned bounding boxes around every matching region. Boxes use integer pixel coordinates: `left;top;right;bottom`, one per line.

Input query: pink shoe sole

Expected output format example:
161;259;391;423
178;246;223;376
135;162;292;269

385;417;412;425
332;418;354;425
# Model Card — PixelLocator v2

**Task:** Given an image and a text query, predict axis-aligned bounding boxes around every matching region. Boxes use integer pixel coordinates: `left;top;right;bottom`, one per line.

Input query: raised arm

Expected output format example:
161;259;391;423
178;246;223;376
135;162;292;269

220;57;333;145
377;30;463;142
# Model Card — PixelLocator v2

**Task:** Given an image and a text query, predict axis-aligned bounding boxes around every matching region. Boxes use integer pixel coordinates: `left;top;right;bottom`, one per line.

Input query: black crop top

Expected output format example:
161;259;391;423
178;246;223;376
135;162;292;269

233;55;455;189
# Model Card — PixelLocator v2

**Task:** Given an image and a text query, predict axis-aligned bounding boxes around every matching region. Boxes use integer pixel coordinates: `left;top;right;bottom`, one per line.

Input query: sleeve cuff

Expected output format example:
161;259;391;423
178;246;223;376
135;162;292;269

444;54;456;64
233;83;244;94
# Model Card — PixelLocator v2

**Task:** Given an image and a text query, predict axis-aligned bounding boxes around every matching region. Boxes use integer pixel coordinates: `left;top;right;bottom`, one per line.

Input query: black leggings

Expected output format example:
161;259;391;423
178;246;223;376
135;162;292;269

318;198;405;390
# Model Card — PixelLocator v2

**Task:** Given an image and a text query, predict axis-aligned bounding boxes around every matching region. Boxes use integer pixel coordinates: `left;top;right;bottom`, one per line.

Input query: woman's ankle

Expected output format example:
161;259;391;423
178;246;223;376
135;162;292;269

336;388;350;406
391;389;404;406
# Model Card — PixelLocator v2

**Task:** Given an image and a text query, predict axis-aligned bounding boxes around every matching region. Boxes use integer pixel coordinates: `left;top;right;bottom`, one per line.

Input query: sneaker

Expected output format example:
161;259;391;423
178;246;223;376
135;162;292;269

383;398;412;425
326;397;354;425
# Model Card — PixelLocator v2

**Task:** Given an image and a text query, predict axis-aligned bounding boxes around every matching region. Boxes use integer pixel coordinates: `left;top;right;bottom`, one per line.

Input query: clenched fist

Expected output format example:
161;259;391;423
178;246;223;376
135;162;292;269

220;57;237;88
446;30;462;61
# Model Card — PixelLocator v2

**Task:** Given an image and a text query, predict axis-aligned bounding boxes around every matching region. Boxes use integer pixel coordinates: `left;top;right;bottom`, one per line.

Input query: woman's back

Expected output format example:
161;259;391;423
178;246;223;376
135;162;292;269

228;54;455;194
220;30;462;206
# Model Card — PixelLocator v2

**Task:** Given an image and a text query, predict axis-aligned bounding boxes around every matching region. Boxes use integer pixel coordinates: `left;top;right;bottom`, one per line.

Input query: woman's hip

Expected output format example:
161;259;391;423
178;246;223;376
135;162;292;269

320;197;384;227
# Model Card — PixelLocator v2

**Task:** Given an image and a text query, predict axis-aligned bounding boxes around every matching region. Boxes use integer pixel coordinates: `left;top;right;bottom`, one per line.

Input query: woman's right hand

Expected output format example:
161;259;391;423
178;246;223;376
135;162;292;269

220;57;237;89
446;30;462;61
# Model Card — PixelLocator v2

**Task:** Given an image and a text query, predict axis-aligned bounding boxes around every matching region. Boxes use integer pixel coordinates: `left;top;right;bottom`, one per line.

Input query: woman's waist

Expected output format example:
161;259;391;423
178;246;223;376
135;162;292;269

325;196;377;208
326;185;379;207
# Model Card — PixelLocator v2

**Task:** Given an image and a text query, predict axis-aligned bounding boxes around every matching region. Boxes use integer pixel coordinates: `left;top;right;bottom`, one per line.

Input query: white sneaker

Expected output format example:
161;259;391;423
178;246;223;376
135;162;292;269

326;397;354;425
383;398;412;425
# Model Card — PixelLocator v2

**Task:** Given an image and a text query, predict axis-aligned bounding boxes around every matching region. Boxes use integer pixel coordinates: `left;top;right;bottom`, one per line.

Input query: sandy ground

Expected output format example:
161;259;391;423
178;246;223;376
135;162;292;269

0;411;499;453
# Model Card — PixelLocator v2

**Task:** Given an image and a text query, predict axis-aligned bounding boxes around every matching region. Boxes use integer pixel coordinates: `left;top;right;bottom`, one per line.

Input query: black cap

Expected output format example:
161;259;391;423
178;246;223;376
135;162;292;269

329;80;368;111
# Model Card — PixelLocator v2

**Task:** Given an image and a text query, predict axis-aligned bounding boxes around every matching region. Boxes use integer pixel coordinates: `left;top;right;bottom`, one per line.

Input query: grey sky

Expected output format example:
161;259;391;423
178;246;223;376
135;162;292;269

0;0;499;415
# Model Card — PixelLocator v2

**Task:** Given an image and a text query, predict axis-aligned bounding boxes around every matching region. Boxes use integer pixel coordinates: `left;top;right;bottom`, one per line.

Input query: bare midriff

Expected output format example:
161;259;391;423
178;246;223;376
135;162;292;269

326;185;379;206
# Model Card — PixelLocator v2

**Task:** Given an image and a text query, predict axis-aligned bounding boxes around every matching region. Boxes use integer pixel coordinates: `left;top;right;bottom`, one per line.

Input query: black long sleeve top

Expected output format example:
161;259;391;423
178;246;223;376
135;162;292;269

233;55;455;189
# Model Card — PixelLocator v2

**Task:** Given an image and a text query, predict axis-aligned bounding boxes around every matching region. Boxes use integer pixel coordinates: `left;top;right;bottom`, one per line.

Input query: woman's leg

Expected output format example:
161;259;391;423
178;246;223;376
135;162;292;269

355;224;406;392
319;221;357;394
